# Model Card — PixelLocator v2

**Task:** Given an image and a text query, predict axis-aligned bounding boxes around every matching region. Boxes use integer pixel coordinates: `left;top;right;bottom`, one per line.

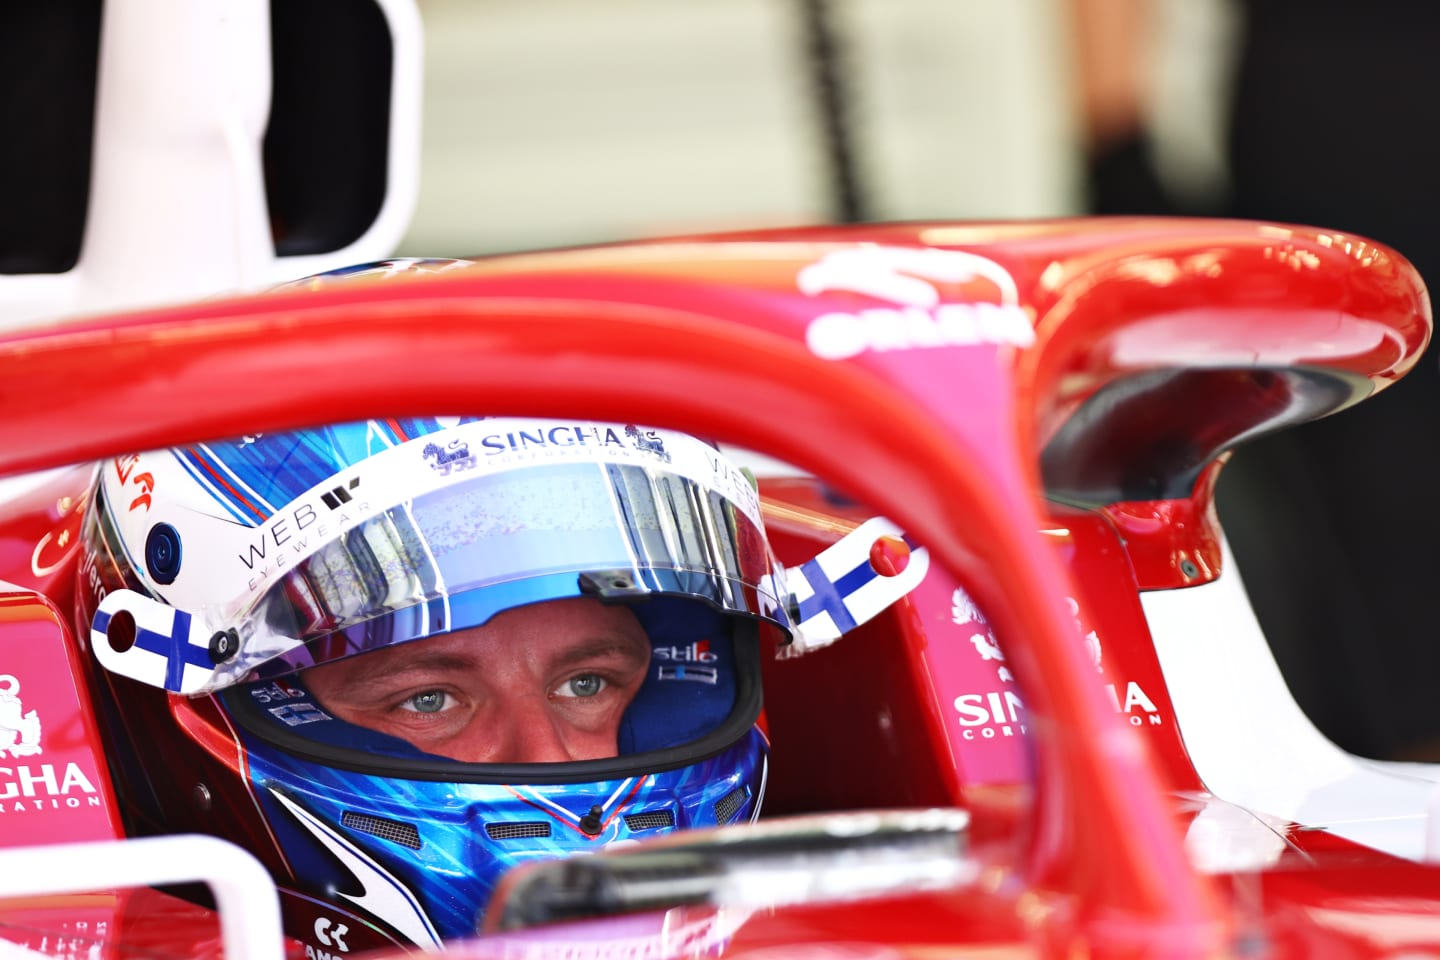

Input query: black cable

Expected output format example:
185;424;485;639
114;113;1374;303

797;0;867;223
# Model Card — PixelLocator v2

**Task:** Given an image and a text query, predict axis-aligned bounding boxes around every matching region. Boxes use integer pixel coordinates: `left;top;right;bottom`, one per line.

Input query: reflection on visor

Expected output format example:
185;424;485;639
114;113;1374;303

211;462;787;687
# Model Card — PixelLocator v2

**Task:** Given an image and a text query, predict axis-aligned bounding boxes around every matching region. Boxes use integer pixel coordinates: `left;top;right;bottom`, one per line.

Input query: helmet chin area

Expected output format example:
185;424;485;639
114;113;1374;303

243;730;768;945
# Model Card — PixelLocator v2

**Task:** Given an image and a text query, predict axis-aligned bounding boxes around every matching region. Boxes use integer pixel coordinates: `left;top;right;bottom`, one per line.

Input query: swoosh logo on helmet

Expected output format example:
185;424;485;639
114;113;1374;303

271;788;441;948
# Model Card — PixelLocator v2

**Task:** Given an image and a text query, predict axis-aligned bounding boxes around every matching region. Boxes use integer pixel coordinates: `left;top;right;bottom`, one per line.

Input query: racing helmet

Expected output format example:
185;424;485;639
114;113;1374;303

75;414;789;946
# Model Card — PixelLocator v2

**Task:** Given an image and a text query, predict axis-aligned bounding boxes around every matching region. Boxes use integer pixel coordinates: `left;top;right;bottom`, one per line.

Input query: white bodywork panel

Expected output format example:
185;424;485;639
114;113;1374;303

1145;539;1440;862
1;0;422;331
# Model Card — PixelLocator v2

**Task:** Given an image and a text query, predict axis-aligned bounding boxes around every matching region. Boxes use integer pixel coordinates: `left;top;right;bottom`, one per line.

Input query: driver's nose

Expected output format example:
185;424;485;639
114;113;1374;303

501;710;574;764
453;697;575;764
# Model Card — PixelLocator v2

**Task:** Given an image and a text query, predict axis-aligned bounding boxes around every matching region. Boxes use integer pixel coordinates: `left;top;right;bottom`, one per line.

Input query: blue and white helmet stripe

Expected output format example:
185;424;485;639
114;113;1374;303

271;789;443;948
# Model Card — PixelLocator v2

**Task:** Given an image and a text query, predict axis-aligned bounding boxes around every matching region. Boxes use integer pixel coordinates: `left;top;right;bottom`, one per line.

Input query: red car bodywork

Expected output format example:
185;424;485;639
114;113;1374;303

0;217;1432;958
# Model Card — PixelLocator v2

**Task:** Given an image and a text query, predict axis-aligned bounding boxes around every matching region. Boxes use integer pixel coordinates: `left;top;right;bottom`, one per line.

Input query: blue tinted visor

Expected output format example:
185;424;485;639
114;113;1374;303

209;458;790;688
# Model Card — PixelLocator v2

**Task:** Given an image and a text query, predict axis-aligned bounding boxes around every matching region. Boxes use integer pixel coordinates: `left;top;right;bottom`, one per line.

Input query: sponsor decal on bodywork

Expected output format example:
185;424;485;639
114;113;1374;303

949;589;1162;740
0;676;101;814
798;245;1034;359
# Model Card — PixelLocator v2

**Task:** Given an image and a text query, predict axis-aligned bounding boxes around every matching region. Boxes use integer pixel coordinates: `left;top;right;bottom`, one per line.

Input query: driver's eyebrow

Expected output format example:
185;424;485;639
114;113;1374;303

338;651;482;697
334;637;648;698
549;635;650;670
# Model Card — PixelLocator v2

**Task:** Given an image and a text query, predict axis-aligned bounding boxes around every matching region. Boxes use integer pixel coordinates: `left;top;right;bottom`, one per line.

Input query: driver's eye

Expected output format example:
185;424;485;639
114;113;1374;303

558;675;606;698
405;690;448;713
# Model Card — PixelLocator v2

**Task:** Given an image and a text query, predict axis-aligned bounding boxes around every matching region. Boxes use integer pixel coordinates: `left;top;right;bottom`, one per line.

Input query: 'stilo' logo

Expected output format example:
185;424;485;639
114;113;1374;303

798;245;1034;360
0;676;41;759
652;640;716;663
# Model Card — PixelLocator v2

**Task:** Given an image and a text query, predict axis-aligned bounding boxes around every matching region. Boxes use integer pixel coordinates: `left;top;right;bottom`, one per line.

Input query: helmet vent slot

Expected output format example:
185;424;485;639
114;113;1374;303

341;811;422;849
622;809;675;831
486;821;552;840
714;785;750;825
